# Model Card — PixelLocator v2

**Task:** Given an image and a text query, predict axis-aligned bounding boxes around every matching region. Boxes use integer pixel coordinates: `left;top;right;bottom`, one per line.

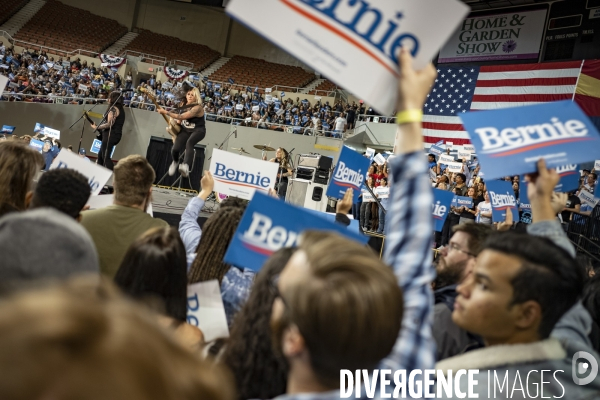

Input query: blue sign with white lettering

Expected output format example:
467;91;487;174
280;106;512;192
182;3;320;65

326;146;371;202
461;101;600;180
554;164;580;193
451;196;473;209
433;189;454;232
518;176;531;210
429;145;444;156
486;181;519;223
29;139;44;153
89;139;115;157
223;192;367;271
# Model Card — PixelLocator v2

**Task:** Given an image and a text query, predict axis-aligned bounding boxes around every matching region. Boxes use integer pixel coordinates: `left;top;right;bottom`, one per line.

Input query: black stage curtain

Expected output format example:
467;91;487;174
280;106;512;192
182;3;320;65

145;136;205;191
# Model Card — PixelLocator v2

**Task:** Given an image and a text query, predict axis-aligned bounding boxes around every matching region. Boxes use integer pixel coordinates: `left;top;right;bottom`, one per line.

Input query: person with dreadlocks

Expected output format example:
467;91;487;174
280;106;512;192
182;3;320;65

221;248;293;400
181;171;255;327
158;82;206;178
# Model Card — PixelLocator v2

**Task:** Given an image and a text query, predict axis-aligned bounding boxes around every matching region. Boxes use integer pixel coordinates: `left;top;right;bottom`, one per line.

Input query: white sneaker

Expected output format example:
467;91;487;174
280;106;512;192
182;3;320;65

179;163;189;178
168;161;178;176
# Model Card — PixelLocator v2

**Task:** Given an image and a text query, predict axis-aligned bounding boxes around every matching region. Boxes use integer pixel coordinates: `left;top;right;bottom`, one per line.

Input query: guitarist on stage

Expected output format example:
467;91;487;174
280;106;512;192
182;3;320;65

89;91;125;170
157;84;205;178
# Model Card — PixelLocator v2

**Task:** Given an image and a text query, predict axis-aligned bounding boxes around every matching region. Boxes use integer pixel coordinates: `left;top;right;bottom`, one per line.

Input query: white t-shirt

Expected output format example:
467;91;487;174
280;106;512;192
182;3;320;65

477;201;493;224
334;117;347;131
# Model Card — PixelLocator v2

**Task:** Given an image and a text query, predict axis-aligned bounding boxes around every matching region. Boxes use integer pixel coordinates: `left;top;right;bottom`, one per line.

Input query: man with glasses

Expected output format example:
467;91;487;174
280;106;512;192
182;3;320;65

433;223;492;360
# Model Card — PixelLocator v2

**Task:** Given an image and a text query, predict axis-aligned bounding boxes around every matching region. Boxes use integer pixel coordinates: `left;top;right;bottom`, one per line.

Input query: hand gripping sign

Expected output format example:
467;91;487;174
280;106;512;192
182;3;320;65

224;192;368;272
225;0;468;115
461;101;600;180
209;149;279;200
486;181;520;223
327;146;371;203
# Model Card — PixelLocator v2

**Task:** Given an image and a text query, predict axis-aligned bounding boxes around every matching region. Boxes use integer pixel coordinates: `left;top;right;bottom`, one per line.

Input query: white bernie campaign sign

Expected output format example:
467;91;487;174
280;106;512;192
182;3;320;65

226;0;469;115
43;127;61;139
209;149;279;200
49;149;112;195
186;280;229;342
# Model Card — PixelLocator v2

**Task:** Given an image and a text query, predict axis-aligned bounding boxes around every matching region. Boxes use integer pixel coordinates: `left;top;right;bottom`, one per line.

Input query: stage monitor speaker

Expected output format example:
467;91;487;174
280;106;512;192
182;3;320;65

146;136;205;190
318;155;333;171
312;186;323;201
286;179;328;212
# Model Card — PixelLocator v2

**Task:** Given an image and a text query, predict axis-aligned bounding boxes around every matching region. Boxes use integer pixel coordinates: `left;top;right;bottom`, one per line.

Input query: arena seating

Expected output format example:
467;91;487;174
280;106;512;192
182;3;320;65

209;56;315;89
309;79;337;95
13;0;127;55
0;0;27;26
122;29;220;70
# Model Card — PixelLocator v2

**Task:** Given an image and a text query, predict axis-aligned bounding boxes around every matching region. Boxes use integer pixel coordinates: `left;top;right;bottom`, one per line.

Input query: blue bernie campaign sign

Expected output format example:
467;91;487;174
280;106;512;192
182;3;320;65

29;139;44;153
461;101;600;180
486;181;519;223
432;189;454;232
223;192;368;272
90;139;115;157
451;196;473;209
518;176;531;211
0;125;15;134
596;181;600;200
33;122;45;133
326;146;371;203
429;145;444;156
554;164;580;193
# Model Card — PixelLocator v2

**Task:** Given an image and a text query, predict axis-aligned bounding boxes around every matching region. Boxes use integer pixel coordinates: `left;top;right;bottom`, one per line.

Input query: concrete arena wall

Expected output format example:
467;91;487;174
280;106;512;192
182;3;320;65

0;102;343;172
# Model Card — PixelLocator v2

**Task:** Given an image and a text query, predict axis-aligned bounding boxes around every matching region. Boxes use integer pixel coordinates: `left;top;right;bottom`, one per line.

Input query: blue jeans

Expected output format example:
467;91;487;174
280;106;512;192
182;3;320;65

378;207;386;234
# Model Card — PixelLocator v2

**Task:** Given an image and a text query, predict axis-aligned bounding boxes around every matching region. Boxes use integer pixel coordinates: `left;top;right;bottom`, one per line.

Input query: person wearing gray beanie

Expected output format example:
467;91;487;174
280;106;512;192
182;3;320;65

0;208;99;289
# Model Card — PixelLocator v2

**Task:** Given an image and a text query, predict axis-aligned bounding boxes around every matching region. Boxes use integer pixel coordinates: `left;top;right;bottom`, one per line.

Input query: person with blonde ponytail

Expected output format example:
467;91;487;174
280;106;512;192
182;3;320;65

158;84;206;178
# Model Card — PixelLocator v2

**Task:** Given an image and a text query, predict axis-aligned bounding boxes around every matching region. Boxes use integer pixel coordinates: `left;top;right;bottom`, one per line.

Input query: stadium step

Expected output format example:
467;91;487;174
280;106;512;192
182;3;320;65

300;78;325;94
199;57;230;79
0;0;46;37
105;32;138;56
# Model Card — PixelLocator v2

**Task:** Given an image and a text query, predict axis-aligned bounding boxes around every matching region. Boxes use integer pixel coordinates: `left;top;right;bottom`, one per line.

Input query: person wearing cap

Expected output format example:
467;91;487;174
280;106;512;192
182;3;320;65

79;148;90;162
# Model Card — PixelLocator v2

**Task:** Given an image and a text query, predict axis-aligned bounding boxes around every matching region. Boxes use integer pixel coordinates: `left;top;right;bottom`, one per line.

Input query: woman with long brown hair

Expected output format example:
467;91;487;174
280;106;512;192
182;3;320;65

0;141;44;218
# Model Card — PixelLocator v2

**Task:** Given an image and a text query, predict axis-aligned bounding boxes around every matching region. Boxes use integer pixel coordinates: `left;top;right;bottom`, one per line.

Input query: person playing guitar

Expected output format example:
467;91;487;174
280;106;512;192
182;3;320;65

264;147;292;199
157;83;205;177
89;91;125;170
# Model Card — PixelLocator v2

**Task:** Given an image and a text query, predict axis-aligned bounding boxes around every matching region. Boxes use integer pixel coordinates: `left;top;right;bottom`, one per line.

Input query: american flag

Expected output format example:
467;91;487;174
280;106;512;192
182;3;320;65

423;60;584;146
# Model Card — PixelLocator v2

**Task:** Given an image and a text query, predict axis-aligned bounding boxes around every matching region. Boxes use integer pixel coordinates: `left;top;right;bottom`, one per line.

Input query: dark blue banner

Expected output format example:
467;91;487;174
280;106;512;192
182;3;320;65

326;146;371;202
223;192;367;272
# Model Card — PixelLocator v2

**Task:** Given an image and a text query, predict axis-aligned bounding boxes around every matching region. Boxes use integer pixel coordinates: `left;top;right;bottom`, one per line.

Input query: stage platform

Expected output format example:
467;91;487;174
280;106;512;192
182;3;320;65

151;186;217;227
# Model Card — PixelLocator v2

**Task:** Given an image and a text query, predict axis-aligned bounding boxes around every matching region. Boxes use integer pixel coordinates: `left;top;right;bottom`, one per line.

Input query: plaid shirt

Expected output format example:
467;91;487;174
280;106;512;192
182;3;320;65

271;151;435;400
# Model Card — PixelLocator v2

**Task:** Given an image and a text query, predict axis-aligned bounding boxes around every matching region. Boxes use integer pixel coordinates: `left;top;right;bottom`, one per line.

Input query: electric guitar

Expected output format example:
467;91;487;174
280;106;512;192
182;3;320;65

140;87;181;139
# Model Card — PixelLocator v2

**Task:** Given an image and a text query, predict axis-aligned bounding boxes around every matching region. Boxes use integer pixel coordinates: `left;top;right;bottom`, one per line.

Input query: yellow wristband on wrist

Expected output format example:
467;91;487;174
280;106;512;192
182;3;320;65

396;109;423;125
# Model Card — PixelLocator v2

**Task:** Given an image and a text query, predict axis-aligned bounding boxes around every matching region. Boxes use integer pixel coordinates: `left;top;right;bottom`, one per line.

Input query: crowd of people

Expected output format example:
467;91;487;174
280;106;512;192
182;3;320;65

0;47;599;399
0;44;123;103
0;44;383;139
423;147;599;248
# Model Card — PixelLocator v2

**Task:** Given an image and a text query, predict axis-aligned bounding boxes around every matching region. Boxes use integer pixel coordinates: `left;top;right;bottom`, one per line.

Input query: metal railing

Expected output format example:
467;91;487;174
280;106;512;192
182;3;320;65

204;114;344;140
0;93;108;103
193;79;336;98
0;94;344;139
119;50;166;66
167;59;194;70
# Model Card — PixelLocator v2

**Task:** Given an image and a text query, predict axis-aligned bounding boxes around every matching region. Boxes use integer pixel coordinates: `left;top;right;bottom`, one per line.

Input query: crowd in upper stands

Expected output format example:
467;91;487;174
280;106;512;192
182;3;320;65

0;44;122;103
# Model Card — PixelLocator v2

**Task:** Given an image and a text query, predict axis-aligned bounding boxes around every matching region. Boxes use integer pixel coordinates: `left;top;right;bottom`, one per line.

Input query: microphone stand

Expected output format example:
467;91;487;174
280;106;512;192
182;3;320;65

208;126;237;161
68;100;103;153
